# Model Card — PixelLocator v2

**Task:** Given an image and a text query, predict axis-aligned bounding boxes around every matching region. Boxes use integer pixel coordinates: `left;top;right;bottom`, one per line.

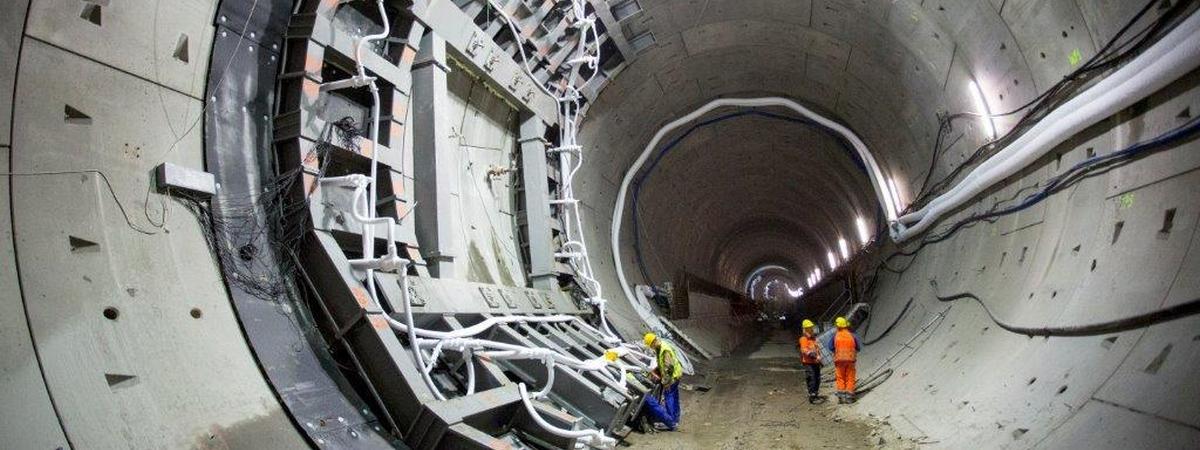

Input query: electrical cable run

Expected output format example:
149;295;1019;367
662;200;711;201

929;280;1200;337
862;297;914;346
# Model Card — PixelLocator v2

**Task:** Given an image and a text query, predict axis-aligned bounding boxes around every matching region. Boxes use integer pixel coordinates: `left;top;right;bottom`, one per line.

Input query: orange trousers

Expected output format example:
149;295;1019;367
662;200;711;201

834;361;856;393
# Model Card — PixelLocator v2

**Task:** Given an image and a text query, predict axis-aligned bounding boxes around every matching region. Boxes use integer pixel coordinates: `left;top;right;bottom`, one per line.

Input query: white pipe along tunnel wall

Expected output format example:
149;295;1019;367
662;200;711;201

1;0;1200;449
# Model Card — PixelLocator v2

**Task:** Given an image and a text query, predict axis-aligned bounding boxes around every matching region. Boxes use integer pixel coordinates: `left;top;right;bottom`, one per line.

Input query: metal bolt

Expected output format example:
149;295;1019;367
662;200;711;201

350;431;359;438
306;422;315;429
337;417;345;423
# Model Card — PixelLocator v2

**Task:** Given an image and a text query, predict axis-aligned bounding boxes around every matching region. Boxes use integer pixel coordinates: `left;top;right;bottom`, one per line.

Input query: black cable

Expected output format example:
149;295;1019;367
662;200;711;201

860;109;1200;310
930;280;1200;337
1;169;160;235
913;0;1193;208
862;297;914;346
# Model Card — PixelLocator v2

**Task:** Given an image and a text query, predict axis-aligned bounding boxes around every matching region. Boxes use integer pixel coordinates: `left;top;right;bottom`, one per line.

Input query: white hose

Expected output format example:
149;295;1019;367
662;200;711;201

383;313;584;339
359;0;391;303
518;383;616;449
895;11;1200;241
315;3;629;446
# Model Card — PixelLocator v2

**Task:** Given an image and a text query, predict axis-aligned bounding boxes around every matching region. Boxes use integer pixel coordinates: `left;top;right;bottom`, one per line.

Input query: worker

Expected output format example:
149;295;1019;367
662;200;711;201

823;317;862;404
797;319;824;403
642;332;683;430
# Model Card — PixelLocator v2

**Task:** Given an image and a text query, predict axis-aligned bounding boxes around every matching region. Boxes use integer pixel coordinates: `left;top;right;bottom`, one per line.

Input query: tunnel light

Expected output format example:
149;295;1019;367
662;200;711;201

838;238;850;260
827;251;838;270
856;217;870;245
968;80;996;140
787;284;803;297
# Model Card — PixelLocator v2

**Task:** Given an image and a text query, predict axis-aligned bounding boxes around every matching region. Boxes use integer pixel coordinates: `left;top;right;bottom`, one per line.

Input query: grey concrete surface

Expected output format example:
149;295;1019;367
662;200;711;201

0;0;1198;448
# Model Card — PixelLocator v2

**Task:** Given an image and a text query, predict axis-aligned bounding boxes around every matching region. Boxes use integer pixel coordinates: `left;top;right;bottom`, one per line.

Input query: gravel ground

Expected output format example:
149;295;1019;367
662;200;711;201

620;331;918;450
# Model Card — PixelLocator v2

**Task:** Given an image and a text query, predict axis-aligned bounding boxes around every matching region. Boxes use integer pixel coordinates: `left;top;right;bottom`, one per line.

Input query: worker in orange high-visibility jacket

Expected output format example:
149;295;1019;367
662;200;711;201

823;316;862;403
797;319;824;403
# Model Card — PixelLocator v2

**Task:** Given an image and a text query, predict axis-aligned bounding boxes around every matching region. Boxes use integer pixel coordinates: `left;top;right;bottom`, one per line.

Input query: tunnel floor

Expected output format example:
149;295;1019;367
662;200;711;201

622;330;915;449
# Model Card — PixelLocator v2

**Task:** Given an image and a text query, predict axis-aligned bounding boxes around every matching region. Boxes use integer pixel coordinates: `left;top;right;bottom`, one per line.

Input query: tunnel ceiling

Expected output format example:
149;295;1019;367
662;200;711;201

633;115;875;289
577;0;1130;293
580;0;973;291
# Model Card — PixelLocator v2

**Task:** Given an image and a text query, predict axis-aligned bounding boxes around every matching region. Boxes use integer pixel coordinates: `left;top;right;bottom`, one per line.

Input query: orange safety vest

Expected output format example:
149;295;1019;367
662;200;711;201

834;329;857;363
798;335;820;364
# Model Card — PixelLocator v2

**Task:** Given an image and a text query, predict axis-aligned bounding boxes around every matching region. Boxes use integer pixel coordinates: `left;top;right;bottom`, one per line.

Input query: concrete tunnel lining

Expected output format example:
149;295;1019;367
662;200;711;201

2;0;1200;448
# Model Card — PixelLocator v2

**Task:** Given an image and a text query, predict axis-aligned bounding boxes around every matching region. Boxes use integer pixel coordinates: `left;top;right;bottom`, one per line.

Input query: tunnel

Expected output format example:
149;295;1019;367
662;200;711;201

3;0;1200;448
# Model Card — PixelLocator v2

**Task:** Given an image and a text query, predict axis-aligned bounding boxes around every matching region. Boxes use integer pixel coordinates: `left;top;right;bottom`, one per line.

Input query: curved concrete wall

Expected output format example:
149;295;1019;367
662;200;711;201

1;0;1196;448
578;0;1200;446
1;0;305;447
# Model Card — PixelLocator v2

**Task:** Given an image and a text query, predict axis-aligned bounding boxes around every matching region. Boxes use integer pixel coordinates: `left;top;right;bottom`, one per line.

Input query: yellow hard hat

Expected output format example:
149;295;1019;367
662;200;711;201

802;319;815;329
604;349;619;362
643;332;657;346
835;317;850;328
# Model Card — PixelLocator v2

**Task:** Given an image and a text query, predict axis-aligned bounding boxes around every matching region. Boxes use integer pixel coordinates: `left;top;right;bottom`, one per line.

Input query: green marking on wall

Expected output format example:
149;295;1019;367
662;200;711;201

1068;49;1083;66
1119;193;1135;209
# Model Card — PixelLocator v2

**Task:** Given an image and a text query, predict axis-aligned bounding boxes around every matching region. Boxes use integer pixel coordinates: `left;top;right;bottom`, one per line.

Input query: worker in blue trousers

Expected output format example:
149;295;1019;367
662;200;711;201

642;332;684;430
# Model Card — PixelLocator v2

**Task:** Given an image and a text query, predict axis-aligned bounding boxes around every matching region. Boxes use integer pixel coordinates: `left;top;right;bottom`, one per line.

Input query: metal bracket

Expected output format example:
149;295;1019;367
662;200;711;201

478;287;501;308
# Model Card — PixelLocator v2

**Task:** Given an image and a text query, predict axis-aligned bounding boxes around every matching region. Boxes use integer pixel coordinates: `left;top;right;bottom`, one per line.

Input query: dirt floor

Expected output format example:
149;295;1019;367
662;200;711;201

620;330;915;449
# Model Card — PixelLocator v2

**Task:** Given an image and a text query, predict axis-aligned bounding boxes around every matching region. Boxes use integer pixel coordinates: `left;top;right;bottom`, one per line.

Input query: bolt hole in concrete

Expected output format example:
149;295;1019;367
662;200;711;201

173;34;190;63
1057;385;1068;395
1028;377;1037;385
64;105;92;124
1144;344;1173;374
1102;336;1118;349
1112;221;1125;244
103;307;119;320
1159;208;1176;236
190;308;203;319
80;3;102;26
1091;259;1097;271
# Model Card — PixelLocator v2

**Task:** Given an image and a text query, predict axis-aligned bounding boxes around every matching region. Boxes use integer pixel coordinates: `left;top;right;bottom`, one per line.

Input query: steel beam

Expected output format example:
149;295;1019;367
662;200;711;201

412;32;462;279
518;113;559;290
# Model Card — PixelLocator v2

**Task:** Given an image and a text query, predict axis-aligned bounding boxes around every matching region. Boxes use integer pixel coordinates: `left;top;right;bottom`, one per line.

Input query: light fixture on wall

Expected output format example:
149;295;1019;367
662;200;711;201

856;217;870;244
968;79;996;140
838;237;850;260
787;284;803;297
